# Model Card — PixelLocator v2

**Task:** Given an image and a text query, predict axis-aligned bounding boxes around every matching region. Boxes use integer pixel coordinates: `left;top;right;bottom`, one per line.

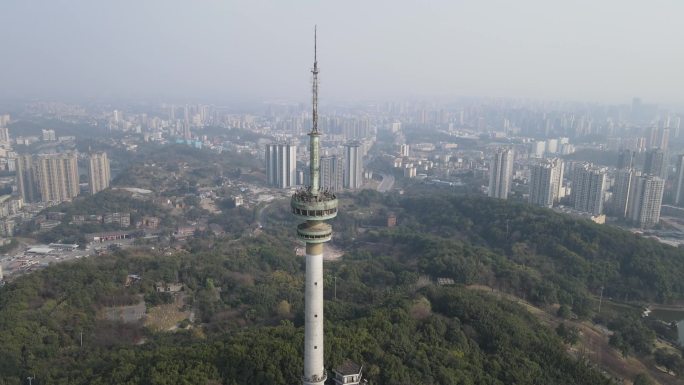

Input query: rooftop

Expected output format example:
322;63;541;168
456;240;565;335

334;360;362;376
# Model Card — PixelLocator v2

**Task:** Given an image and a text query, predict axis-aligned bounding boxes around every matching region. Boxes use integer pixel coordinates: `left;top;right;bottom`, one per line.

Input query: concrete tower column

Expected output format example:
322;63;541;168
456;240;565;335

303;242;325;385
292;27;337;385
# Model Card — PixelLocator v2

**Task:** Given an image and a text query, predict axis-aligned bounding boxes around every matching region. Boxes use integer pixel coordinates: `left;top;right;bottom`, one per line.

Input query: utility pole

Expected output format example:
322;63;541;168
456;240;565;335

598;286;604;314
80;331;83;348
334;275;337;301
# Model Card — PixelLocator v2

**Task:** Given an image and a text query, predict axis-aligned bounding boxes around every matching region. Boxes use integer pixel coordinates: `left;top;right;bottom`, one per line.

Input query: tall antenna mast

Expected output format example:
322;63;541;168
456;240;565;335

311;25;319;135
309;26;321;193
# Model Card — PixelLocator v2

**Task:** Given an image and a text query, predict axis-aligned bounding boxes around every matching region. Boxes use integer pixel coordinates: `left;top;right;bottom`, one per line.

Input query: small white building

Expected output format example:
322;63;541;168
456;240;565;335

333;361;365;385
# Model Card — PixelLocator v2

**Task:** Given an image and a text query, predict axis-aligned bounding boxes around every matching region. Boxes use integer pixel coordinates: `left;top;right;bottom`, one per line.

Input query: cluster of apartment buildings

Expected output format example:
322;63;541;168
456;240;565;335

488;145;669;228
265;141;366;190
16;151;110;204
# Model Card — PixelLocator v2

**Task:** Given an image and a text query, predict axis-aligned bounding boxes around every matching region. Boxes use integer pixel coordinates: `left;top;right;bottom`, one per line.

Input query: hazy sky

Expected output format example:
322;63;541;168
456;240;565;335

1;0;683;105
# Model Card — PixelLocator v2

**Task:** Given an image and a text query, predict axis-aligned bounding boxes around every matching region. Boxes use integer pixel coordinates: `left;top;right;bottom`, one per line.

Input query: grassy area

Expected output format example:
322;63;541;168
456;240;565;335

144;296;192;332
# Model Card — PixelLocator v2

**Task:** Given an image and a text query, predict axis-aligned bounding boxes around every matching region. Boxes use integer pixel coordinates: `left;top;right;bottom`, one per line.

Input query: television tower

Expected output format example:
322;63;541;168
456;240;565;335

291;27;338;385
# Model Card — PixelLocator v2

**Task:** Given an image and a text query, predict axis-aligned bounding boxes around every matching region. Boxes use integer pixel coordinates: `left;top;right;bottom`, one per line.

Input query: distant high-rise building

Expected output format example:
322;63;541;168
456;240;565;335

35;152;80;203
529;158;563;208
645;126;669;150
182;123;191;140
628;175;664;228
168;105;176;121
41;129;56;141
320;155;343;192
617;149;635;169
675;154;684;206
612;168;636;217
645;126;658;149
265;143;297;188
342;117;371;140
643;148;667;178
88;152;111;195
399;144;410;157
0;127;10;146
344;141;363;189
0;114;10;127
488;148;514;199
546;139;559;154
660;128;670;150
16;154;40;203
531;141;545;158
571;163;606;215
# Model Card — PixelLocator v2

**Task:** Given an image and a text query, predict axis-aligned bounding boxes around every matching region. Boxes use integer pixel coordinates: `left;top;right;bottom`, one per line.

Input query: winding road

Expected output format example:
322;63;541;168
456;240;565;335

377;173;395;192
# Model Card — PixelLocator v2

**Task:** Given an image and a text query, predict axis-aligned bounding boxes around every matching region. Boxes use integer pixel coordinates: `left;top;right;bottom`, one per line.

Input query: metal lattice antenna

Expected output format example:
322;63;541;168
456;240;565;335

311;25;319;135
309;26;321;193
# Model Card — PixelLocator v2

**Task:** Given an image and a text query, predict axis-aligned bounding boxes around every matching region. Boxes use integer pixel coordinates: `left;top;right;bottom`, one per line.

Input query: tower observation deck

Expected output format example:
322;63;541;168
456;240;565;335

291;27;338;385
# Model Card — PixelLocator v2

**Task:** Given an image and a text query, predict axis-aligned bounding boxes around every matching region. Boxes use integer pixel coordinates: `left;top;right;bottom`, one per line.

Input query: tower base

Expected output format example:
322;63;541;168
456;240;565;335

302;372;327;385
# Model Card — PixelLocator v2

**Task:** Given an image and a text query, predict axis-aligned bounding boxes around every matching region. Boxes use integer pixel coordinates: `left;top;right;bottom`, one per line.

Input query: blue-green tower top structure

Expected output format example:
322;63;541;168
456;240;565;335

291;27;338;243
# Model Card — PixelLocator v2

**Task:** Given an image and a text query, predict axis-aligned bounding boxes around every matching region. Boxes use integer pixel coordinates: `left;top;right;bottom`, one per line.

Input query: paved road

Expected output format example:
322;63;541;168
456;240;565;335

255;201;273;229
377;173;395;192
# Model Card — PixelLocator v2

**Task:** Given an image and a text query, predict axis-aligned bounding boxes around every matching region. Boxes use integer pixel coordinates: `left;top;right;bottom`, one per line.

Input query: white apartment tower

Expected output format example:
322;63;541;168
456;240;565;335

488;148;514;199
35;152;80;203
399;144;410;157
0;127;10;146
628;175;664;228
571;163;606;215
529;158;563;208
88;152;111;194
16;154;39;203
320;155;343;192
344;141;363;189
265;143;297;188
42;129;56;141
0;114;10;127
612;168;636;217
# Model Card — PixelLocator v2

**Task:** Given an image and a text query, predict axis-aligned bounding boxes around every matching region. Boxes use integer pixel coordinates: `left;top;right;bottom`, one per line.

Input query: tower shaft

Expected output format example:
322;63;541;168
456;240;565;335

303;242;325;385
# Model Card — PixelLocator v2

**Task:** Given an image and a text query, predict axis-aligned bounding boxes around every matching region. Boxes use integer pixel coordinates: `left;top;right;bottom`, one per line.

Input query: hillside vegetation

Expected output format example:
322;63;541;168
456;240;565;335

2;191;684;384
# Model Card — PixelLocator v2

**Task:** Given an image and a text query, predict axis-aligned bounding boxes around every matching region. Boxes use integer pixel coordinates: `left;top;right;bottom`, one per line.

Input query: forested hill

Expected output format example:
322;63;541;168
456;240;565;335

2;190;684;384
0;251;611;385
383;193;684;304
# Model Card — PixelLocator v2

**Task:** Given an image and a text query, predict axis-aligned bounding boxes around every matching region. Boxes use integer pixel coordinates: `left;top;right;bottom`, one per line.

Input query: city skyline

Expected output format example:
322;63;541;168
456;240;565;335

4;4;684;385
1;1;684;107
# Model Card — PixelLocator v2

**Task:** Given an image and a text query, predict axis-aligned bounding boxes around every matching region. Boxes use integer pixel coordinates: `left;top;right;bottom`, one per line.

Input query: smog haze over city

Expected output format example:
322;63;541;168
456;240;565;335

1;0;684;105
4;2;684;385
